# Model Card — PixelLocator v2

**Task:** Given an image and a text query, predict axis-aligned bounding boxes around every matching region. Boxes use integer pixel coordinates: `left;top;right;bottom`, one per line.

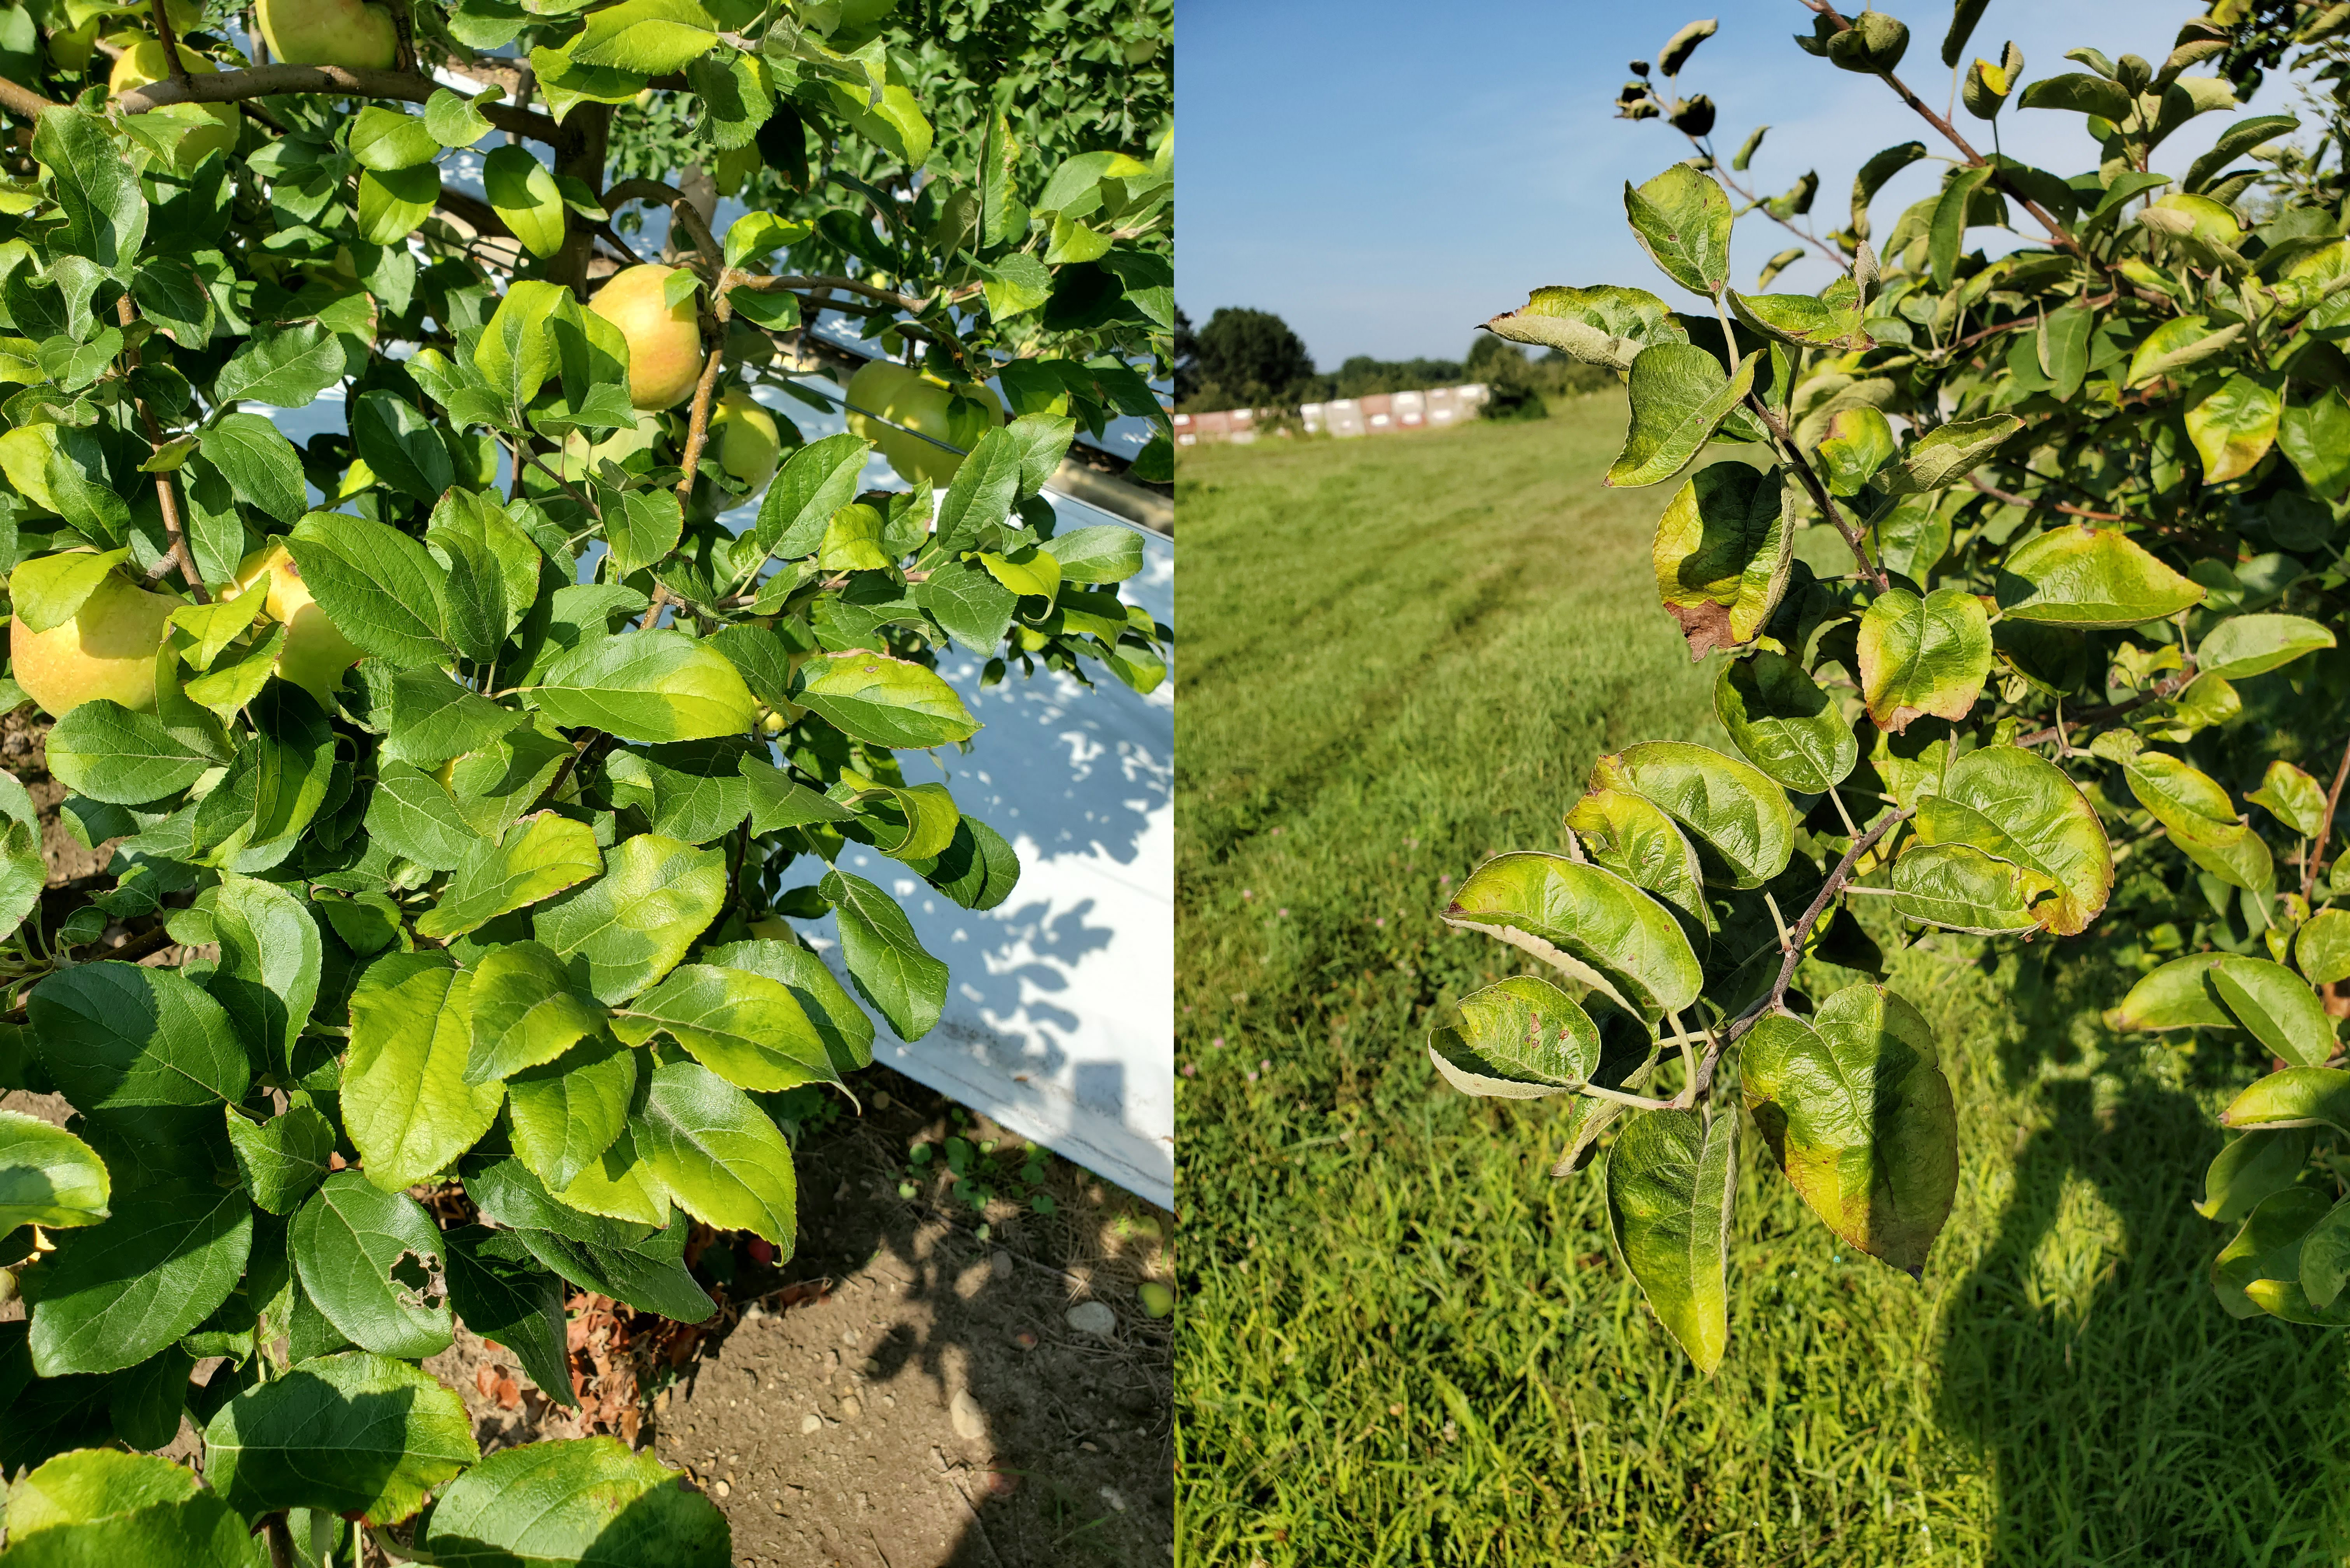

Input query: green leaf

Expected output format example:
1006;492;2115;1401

1814;404;1895;496
44;702;214;805
2211;956;2337;1069
1889;841;2049;934
285;511;450;667
534;833;727;1004
2212;1187;2341;1321
1426;975;1599;1098
1443;851;1703;1022
2186;373;2282;484
289;1171;454;1359
344;952;505;1192
0;1468;258;1564
2124;751;2273;891
474;280;569;416
424;87;496;148
29;961;248;1119
605;486;683;577
32;108;146;276
1483;283;1686;369
203;1351;478;1524
417;1435;730;1565
2299;1198;2350;1311
1047;523;1148;586
0;1109;109;1231
356;164;440;246
611;962;839;1091
1742;983;1957;1275
2247;759;2327;838
1912;745;2110;935
466;938;607;1084
2197;1127;2315;1224
2127;315;2243;386
21;1181;251;1376
569;0;720;74
1649;461;1793;658
1606;1108;1734;1373
1857;586;1992;733
1879;415;2020;497
1592;741;1794;889
2109;952;2234;1031
482;144;567;259
755;432;867;558
350;390;455;504
1605;344;1757;489
1928;164;1996;289
223;1101;334;1216
417;810;602;940
1714;651;1854;793
633;1058;797;1249
1623;162;1732;296
347;105;440;171
2299;907;2350;986
2223;1066;2350;1136
2196;613;2335;680
3;1447;203;1533
204;873;322;1081
2018;71;2134;122
2278;391;2350;500
534;629;760;744
212;322;347;410
915;559;1019;656
380;667;523;768
792;651;979;749
701;937;875;1075
1564;786;1709;934
11;548;127;634
506;1034;637;1193
1727;279;1869;351
362;761;484;872
1995;525;2205;627
820;868;950;1040
441;1225;578;1409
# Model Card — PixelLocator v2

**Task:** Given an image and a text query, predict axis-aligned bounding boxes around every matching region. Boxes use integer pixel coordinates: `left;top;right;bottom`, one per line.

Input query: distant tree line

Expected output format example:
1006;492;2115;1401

1173;307;1614;419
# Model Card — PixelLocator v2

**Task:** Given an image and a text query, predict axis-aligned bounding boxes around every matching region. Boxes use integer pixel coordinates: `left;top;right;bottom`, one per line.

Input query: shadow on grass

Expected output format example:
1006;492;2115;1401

1931;951;2350;1566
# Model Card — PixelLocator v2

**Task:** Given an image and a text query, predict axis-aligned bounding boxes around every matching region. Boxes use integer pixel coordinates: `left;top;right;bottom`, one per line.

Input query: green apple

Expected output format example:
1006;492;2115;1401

845;359;916;454
559;410;665;482
109;40;242;164
234;543;363;704
707;389;799;492
881;373;1004;488
590;264;705;411
254;0;398;69
9;569;175;718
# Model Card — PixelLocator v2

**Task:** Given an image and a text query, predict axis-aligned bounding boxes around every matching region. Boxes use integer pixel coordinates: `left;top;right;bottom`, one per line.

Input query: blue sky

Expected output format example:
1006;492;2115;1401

1179;1;2300;366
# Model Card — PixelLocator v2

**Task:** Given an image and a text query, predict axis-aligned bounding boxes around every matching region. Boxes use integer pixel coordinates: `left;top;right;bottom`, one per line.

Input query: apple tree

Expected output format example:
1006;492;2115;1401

1435;0;2350;1373
0;0;1171;1556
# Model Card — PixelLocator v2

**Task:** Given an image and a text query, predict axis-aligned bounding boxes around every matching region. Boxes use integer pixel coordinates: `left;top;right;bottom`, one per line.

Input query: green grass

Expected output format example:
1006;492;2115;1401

1172;402;2350;1566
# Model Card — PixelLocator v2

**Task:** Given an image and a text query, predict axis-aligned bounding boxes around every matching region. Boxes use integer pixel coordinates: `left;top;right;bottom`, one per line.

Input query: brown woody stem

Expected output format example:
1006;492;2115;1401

1693;807;1912;1097
2304;734;2350;901
116;295;208;603
116;65;571;149
1748;393;1890;593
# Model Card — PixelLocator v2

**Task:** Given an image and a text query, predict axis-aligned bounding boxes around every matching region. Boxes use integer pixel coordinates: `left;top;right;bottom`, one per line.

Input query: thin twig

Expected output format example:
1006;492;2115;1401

1967;473;2131;523
1693;807;1912;1096
2014;665;2197;748
116;64;571;149
1748;396;1889;592
2304;734;2350;901
145;0;194;89
637;321;728;632
115;295;208;602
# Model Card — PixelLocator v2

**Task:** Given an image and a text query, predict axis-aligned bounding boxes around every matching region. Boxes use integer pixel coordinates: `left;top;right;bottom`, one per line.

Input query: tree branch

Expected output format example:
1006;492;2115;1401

1803;2;2087;260
2305;734;2350;901
1747;394;1890;592
116;65;571;149
1693;806;1912;1096
116;295;208;602
638;317;729;632
1967;473;2131;523
0;77;56;118
2014;665;2197;748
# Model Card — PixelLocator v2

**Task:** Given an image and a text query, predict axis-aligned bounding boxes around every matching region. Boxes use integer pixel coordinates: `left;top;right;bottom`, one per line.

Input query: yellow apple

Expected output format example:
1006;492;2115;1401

109;40;241;163
254;0;398;69
880;373;1004;488
589;265;705;411
234;543;364;704
10;569;175;718
707;389;794;492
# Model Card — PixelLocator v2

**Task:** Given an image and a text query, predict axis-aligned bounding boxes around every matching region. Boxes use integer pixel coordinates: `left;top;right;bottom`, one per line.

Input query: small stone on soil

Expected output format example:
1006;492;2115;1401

1066;1301;1117;1337
949;1389;986;1441
991;1250;1013;1279
800;1413;823;1435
